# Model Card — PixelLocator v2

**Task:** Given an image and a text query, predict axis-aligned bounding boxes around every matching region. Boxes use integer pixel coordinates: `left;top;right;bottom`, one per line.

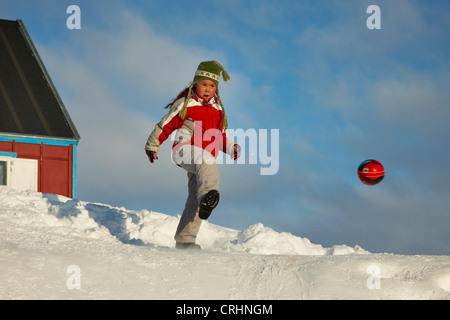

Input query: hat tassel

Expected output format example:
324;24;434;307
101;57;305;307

212;60;230;82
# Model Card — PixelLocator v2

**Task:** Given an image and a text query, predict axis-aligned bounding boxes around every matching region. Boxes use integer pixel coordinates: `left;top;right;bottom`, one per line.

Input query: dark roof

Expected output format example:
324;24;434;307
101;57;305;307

0;19;79;140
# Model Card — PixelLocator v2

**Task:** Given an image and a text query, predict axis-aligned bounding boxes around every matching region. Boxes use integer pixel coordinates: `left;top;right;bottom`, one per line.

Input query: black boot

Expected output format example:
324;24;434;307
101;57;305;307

198;190;220;220
175;242;201;250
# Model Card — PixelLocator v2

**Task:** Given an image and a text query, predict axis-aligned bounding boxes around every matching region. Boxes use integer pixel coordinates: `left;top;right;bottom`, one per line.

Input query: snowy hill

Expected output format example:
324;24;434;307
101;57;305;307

0;186;449;300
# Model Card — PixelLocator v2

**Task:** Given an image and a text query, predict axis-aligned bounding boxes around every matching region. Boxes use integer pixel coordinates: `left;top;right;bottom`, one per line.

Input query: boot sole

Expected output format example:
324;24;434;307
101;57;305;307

198;190;220;220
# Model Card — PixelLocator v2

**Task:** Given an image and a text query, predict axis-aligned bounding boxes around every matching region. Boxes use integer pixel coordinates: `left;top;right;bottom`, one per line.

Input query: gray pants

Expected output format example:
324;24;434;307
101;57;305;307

174;146;220;243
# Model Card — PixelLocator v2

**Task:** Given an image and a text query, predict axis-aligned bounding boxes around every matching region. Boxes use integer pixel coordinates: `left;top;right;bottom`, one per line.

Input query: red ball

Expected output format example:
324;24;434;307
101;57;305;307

357;159;385;185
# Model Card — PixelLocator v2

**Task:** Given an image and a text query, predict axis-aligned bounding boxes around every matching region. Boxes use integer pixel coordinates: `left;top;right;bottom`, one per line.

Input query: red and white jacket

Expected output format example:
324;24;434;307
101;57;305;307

145;93;236;160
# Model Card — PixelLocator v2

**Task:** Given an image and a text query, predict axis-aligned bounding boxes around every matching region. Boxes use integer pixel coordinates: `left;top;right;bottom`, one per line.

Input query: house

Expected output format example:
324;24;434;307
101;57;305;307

0;19;80;198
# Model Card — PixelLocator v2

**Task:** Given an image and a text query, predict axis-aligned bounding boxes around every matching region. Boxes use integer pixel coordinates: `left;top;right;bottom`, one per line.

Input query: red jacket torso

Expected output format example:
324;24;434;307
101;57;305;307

156;94;229;158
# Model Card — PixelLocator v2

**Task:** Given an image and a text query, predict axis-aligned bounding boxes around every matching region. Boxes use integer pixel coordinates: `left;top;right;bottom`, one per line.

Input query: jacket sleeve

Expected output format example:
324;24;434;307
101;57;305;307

223;130;237;156
218;111;237;156
145;98;186;153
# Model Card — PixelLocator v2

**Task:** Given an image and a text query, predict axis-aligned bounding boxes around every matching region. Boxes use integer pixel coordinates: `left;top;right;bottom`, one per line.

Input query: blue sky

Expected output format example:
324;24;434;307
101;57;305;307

2;0;449;254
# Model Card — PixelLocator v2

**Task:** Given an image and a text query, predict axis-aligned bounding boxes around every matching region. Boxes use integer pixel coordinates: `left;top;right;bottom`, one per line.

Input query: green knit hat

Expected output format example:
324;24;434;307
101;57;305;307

193;60;230;85
179;60;230;128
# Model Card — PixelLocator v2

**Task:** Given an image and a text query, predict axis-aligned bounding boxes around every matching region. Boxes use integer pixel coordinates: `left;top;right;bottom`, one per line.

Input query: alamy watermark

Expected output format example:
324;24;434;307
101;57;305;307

66;4;381;30
66;5;81;30
366;5;381;30
170;125;280;176
221;128;279;176
366;265;381;290
66;265;81;290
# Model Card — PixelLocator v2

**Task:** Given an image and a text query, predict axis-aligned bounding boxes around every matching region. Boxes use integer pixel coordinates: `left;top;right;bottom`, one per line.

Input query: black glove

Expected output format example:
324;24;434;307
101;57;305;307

232;143;241;160
146;149;158;163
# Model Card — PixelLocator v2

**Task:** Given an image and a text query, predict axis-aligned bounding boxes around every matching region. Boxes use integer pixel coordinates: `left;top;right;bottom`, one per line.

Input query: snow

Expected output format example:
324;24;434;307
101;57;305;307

0;186;449;300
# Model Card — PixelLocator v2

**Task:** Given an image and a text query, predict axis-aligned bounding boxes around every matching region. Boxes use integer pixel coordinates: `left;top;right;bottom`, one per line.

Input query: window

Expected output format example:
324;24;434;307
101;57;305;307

0;157;37;191
0;160;6;185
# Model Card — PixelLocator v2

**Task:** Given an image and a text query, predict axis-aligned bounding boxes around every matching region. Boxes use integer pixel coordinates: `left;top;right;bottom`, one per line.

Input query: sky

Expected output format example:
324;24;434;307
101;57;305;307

2;0;449;255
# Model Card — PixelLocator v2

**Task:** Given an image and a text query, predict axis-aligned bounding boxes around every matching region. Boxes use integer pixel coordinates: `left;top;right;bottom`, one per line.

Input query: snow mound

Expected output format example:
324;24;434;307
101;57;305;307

0;187;366;255
203;222;368;255
1;186;449;300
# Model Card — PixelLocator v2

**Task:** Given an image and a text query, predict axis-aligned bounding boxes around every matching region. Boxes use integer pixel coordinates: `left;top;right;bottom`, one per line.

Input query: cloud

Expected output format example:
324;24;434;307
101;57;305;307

71;11;224;107
370;72;450;134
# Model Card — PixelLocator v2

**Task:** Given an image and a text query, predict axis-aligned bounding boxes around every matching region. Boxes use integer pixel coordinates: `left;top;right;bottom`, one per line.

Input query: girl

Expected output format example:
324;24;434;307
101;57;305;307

145;61;240;250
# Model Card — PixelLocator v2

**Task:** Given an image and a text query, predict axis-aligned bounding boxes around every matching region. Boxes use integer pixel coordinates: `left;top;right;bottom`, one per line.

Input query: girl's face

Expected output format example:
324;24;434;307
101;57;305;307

195;79;217;100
